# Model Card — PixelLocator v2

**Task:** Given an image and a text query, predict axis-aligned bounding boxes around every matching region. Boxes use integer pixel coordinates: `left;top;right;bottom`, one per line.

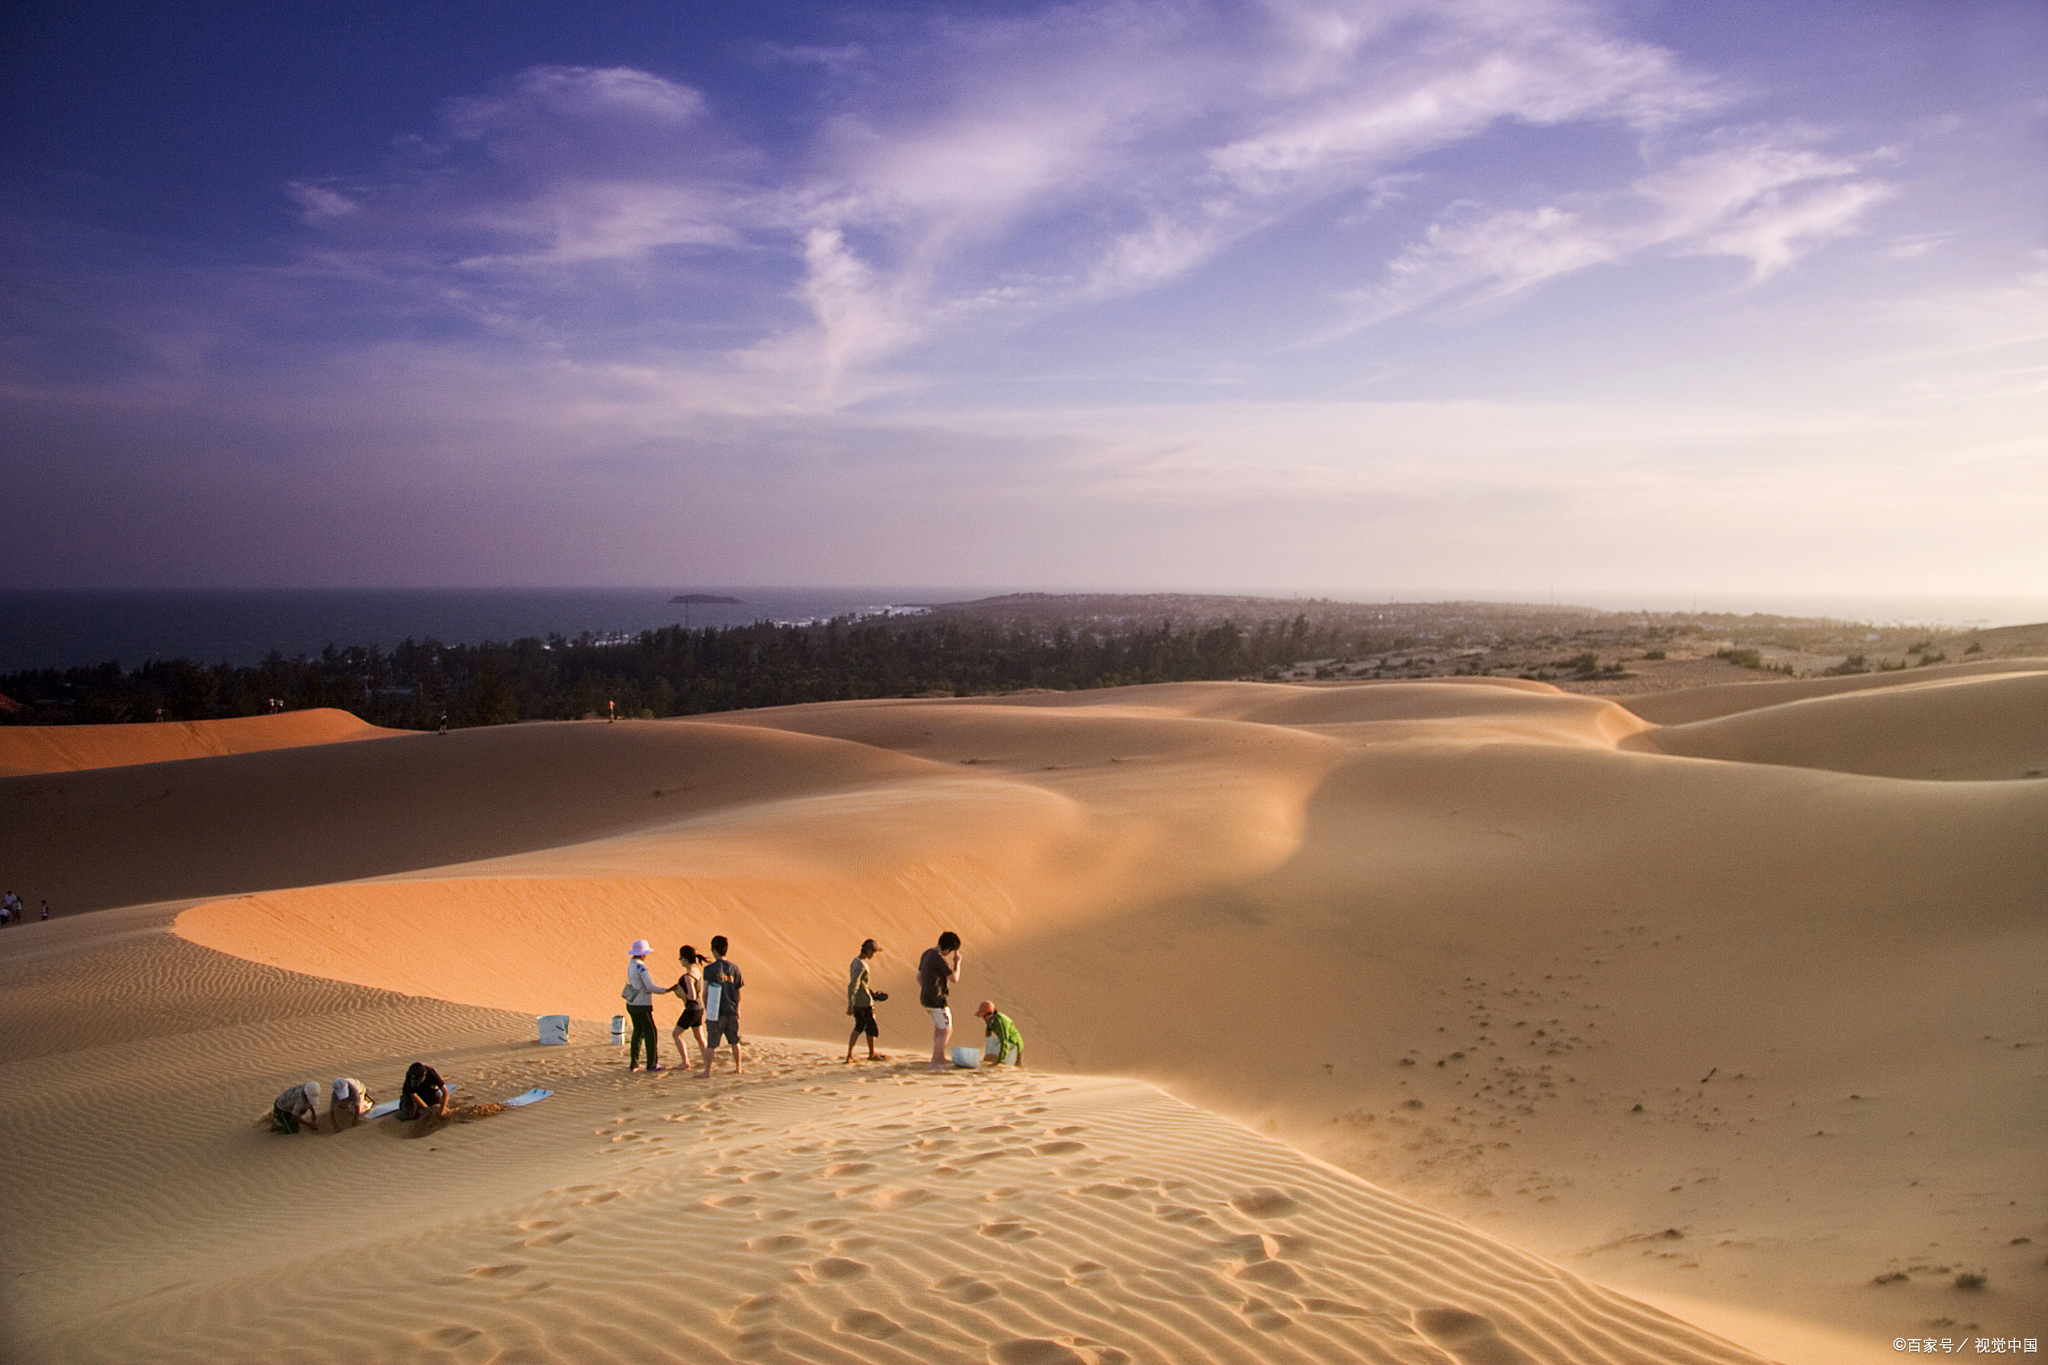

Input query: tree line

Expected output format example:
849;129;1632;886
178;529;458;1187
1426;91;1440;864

2;612;1404;729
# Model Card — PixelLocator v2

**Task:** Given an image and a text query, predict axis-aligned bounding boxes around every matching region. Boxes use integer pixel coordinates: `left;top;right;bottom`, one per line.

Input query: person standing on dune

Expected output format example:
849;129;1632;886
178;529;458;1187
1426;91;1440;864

699;935;744;1077
623;939;671;1073
671;945;707;1071
919;931;962;1071
845;938;888;1063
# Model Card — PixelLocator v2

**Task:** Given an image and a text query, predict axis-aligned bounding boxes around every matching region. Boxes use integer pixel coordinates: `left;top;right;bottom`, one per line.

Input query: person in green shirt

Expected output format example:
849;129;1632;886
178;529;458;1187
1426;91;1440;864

973;1000;1022;1067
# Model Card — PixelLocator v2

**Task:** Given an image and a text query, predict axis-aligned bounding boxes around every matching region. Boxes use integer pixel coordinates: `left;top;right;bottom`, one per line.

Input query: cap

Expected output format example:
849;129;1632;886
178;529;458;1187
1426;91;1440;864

630;939;651;956
974;1000;995;1017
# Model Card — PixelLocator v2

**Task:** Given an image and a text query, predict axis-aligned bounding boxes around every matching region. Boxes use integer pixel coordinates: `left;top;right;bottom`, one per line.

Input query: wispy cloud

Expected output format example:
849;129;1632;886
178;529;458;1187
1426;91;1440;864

252;1;1743;406
1341;128;1891;326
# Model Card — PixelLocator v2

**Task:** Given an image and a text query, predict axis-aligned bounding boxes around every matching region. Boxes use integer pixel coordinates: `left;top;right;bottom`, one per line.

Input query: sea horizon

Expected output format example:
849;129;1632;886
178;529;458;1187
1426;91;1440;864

2;585;2042;674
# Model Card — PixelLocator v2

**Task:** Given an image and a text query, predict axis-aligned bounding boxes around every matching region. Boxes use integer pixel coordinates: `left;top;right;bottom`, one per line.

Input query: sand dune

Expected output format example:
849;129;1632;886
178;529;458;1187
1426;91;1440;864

1623;668;2048;779
1617;657;2048;725
3;904;1771;1365
5;663;2046;1362
0;706;398;776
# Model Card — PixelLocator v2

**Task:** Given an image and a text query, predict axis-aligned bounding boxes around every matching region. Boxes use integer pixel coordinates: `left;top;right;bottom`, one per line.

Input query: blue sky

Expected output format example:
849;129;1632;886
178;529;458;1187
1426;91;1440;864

3;0;2043;602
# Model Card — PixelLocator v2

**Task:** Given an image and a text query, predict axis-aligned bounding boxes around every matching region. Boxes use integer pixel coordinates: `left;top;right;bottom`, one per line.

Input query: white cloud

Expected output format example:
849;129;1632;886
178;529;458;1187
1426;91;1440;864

1345;129;1891;324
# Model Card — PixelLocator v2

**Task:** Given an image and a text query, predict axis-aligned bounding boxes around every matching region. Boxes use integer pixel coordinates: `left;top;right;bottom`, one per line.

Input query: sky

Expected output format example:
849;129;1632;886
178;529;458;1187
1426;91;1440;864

2;0;2043;604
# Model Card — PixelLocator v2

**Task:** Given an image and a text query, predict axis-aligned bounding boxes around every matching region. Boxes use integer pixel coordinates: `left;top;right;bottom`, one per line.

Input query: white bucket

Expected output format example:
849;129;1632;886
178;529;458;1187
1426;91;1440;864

537;1015;569;1045
950;1046;981;1069
610;1015;626;1045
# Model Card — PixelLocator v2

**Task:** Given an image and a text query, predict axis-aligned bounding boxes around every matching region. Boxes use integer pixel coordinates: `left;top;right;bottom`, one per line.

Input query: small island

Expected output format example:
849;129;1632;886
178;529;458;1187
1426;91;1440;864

670;593;743;604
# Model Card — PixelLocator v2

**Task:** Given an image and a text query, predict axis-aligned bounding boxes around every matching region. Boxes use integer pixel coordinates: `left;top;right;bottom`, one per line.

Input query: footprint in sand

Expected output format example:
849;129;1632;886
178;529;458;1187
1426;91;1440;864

823;1162;874;1176
1075;1183;1139;1200
805;1217;854;1233
466;1263;527;1278
1241;1301;1293;1332
1234;1259;1307;1290
989;1338;1125;1365
810;1257;871;1281
1412;1306;1535;1364
521;1230;575;1247
1033;1140;1086;1156
1229;1188;1301;1218
977;1221;1040;1242
703;1193;755;1208
936;1273;1001;1303
578;1190;622;1206
428;1327;480;1346
744;1234;807;1254
517;1219;560;1231
834;1309;902;1339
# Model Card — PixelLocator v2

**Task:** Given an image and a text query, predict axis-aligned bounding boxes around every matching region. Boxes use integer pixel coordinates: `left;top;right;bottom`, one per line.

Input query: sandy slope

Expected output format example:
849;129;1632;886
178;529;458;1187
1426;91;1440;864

0;909;1771;1365
4;664;2046;1362
0;706;398;776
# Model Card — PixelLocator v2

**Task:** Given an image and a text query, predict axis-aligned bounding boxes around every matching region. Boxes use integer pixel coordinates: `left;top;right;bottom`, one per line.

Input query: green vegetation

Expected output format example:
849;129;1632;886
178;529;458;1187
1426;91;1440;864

0;613;1372;729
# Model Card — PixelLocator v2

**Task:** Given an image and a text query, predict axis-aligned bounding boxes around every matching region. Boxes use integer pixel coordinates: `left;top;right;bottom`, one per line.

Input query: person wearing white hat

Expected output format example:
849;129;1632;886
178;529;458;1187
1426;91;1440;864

623;939;672;1072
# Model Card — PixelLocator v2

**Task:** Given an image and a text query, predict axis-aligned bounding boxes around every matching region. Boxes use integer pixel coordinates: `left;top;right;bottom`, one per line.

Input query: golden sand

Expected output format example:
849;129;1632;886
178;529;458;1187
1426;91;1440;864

3;666;2044;1362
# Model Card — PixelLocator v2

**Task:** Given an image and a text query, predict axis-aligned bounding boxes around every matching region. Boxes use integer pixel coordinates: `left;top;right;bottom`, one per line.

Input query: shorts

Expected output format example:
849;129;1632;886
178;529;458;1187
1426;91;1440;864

927;1007;952;1030
850;1004;879;1038
706;1015;741;1047
675;1003;704;1030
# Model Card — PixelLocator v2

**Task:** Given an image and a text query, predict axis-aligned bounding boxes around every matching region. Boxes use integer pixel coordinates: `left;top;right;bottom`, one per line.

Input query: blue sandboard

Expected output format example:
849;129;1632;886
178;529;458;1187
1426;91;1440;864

502;1088;552;1108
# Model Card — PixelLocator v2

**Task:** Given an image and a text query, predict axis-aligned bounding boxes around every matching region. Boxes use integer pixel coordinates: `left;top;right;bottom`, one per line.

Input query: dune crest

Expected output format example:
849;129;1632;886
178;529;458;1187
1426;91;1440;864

0;706;399;775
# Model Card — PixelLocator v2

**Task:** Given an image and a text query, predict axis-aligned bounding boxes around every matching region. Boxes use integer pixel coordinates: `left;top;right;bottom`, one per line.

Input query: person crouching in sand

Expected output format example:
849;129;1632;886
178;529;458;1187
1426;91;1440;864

919;931;962;1071
272;1081;321;1134
974;1000;1022;1066
398;1062;450;1120
846;938;888;1063
330;1076;371;1130
671;945;707;1071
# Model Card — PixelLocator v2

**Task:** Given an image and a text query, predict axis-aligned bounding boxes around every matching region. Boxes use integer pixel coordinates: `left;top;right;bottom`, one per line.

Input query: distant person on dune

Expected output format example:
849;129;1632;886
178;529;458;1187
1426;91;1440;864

40;899;49;921
919;931;962;1071
846;938;888;1063
974;1000;1023;1067
330;1077;371;1130
272;1081;322;1134
699;935;744;1077
671;945;707;1071
0;891;17;927
398;1062;450;1120
623;939;672;1073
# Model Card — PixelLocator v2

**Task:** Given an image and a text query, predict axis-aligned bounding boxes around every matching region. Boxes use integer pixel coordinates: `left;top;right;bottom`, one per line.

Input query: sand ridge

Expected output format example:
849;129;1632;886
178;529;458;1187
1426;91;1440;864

0;706;399;776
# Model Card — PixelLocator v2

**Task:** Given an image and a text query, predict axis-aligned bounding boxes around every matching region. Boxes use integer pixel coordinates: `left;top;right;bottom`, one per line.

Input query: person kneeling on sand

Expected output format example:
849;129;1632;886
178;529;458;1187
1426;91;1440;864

272;1081;322;1134
624;939;672;1073
699;935;744;1077
919;931;962;1071
845;938;888;1062
974;1000;1023;1066
671;945;707;1072
330;1077;371;1130
398;1062;450;1120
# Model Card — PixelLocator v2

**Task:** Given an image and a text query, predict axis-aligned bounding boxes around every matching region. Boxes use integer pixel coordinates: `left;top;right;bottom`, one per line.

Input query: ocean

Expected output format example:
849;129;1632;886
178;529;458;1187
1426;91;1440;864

0;588;997;673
